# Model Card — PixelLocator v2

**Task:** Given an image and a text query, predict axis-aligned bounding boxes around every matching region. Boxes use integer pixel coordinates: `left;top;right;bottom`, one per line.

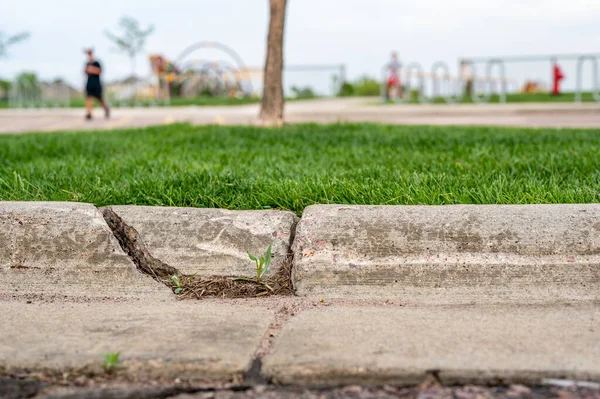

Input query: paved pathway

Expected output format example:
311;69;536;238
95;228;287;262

1;99;600;134
1;201;598;396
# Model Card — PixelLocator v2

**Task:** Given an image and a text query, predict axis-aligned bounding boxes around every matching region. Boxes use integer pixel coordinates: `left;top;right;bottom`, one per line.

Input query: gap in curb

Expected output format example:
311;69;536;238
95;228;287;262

100;206;295;299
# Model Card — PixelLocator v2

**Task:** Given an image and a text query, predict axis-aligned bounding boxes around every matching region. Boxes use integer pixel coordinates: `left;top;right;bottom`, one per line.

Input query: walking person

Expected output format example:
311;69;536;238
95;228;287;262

84;48;109;120
386;52;403;101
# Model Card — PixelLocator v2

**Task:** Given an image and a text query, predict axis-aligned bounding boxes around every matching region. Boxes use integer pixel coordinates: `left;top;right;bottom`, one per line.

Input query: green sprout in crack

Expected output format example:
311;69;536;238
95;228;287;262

247;244;272;284
102;352;122;373
171;275;183;294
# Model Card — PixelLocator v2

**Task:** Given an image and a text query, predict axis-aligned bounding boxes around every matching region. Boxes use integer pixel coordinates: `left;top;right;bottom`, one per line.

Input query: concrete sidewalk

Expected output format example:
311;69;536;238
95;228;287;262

0;201;598;394
2;98;600;133
1;299;598;388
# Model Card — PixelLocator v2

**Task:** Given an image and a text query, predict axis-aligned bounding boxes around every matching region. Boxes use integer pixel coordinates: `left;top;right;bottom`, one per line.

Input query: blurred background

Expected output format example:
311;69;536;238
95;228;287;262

1;0;599;106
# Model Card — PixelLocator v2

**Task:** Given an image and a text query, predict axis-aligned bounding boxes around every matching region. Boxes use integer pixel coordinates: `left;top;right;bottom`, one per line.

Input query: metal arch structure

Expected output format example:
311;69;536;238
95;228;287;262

175;41;247;72
180;59;237;73
402;62;428;104
181;59;253;97
174;41;253;96
431;61;463;104
468;59;507;104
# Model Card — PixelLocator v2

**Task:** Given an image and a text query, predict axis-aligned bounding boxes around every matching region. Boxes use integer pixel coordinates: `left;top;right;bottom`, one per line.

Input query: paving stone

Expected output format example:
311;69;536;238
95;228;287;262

262;304;600;385
0;301;272;381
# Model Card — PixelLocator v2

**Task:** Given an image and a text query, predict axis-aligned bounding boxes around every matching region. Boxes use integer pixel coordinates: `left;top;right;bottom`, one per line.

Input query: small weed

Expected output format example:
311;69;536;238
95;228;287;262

247;244;272;284
102;352;122;373
171;275;183;294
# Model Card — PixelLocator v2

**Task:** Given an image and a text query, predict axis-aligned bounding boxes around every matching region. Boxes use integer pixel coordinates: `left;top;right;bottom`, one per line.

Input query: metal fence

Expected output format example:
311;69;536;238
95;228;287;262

8;82;71;108
381;53;600;104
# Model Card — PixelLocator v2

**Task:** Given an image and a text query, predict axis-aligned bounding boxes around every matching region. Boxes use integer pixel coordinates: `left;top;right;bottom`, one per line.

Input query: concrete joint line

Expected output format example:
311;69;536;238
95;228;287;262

243;219;299;385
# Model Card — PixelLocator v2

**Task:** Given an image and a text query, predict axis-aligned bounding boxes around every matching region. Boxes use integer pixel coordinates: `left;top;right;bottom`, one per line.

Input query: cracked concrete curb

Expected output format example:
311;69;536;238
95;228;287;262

293;204;600;303
106;205;298;278
1;202;599;303
0;202;171;301
101;207;180;280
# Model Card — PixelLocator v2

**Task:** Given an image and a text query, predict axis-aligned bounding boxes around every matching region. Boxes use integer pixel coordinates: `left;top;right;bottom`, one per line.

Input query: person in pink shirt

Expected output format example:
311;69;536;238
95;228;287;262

387;52;403;100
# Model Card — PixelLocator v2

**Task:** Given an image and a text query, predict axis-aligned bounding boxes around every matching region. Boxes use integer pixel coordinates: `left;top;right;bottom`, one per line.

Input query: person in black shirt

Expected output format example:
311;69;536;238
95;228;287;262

84;48;109;120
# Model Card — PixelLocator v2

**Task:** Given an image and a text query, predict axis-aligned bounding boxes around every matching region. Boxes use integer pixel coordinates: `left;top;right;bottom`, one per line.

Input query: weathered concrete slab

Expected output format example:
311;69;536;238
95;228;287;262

0;202;169;300
263;304;600;385
292;204;600;302
0;301;272;381
108;206;298;277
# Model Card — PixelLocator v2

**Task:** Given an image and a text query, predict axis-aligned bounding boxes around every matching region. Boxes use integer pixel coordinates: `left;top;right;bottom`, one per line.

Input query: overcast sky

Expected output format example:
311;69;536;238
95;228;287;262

2;0;599;92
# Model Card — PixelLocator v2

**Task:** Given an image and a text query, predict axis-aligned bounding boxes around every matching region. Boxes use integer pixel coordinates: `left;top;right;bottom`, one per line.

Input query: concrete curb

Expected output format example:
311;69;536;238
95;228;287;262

0;202;170;301
292;204;600;303
1;202;599;302
106;205;298;278
1;201;599;385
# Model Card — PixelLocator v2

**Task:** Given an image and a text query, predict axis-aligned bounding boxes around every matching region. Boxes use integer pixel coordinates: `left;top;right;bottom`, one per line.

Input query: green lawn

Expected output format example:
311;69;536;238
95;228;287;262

0;123;599;214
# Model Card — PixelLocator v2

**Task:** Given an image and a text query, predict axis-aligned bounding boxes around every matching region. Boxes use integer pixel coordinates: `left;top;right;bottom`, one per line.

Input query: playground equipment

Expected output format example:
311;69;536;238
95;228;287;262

149;41;254;101
381;53;600;104
147;41;347;101
521;81;546;93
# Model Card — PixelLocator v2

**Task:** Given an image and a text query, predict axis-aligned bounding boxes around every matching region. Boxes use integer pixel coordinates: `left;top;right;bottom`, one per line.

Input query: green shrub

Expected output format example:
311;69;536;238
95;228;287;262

337;82;355;97
337;76;381;97
354;76;381;96
291;86;317;99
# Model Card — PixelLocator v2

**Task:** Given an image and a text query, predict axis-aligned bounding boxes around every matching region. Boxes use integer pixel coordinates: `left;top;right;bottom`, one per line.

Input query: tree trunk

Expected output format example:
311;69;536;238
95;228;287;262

259;0;287;126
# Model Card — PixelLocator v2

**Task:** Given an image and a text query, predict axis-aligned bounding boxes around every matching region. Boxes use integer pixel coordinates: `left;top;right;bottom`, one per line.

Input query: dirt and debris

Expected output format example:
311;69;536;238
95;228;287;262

176;257;293;299
3;377;598;399
101;207;294;300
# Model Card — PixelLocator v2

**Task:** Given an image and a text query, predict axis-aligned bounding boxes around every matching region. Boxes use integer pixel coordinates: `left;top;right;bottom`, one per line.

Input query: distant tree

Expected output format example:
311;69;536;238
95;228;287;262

0;31;30;59
15;71;39;89
259;0;287;126
105;16;154;77
0;79;11;100
14;71;41;100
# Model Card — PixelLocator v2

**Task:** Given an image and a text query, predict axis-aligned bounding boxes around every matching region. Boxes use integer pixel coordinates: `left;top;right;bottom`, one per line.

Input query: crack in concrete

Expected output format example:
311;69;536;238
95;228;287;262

100;207;180;282
243;217;300;385
101;206;306;386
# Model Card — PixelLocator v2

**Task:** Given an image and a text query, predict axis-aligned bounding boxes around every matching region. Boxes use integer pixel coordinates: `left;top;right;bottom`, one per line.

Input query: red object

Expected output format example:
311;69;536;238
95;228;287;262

387;76;399;87
552;64;564;95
